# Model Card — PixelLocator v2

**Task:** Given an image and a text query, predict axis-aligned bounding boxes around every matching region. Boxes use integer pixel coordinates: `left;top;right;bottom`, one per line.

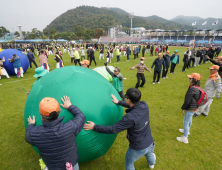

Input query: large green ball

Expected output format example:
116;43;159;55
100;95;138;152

24;66;123;163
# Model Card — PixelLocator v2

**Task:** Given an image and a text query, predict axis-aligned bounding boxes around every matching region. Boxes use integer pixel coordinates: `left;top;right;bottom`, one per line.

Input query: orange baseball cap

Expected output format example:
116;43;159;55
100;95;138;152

39;97;60;116
140;57;145;60
187;73;201;80
208;65;220;70
80;60;90;66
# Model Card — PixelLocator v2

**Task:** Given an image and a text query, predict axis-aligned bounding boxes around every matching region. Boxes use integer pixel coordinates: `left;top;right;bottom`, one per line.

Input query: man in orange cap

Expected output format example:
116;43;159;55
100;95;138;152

177;73;201;144
130;57;152;88
207;56;222;78
80;59;90;68
25;96;85;170
194;65;221;117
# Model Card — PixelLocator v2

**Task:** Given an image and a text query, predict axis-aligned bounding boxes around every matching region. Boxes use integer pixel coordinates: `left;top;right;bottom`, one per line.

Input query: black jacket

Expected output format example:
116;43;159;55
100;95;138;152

196;50;201;57
151;58;165;71
181;86;200;110
25;105;85;170
90;49;95;58
183;54;189;62
94;101;154;150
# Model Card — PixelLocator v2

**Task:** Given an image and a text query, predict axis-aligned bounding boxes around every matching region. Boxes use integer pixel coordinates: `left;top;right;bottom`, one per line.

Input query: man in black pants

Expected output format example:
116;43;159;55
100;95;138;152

130;57;152;88
182;51;189;72
27;49;38;69
89;47;97;66
151;53;166;84
150;45;154;56
162;50;171;79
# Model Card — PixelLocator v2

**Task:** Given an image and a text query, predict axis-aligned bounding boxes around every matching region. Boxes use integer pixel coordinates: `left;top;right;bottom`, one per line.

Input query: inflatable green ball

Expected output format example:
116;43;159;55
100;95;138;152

24;66;124;163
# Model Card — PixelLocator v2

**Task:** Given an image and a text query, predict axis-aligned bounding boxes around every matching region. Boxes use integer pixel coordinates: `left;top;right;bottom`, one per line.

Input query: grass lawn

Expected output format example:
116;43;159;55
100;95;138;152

0;46;222;170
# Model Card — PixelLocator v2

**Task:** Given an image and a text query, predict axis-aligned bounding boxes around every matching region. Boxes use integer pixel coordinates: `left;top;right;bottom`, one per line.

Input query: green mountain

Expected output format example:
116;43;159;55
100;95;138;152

171;15;222;29
44;6;193;32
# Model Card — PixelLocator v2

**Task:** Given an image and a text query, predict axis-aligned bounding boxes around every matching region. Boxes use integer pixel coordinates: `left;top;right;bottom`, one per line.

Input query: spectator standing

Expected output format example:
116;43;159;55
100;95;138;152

170;50;180;74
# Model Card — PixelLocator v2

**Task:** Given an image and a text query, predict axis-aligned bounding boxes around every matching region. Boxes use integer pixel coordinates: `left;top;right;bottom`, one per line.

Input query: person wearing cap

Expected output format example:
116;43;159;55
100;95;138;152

206;56;222;78
84;88;156;170
190;47;196;68
133;46;138;60
151;53;166;84
105;63;124;99
177;73;201;144
99;46;104;60
27;49;38;69
39;50;49;73
25;96;86;170
74;48;81;66
80;60;90;68
130;57;152;88
126;45;130;61
162;50;171;79
170;50;180;74
150;45;154;56
194;65;221;117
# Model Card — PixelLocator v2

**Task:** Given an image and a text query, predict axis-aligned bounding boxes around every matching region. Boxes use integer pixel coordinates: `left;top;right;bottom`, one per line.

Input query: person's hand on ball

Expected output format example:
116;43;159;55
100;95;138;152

28;116;35;125
60;96;72;109
84;121;95;130
111;94;118;104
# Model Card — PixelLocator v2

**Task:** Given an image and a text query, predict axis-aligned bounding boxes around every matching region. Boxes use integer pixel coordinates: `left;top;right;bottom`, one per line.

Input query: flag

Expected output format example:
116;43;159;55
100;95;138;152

202;21;207;25
192;22;196;26
212;20;218;25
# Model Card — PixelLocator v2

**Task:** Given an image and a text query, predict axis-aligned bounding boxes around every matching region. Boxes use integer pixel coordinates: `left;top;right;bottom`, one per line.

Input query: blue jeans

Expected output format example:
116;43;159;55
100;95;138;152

117;55;120;62
125;143;156;170
73;163;79;170
183;111;194;137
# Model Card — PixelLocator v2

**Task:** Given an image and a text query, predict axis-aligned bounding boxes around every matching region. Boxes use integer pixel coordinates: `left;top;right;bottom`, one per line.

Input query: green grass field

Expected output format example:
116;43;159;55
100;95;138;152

0;46;222;170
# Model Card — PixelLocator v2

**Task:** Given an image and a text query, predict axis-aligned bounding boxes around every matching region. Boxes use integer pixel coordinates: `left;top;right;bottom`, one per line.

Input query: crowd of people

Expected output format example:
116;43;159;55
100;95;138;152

0;42;221;170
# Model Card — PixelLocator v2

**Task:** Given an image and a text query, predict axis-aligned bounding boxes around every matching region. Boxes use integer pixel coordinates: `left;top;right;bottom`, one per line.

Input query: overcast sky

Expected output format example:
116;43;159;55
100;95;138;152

1;0;221;32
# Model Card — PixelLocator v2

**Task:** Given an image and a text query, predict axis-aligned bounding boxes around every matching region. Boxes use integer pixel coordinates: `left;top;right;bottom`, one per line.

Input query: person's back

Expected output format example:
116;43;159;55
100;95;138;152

25;97;85;170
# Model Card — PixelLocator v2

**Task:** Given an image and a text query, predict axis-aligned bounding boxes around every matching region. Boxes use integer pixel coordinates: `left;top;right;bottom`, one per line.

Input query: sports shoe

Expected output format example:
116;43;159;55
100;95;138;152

201;113;208;117
193;113;199;117
179;129;190;135
163;77;166;79
176;136;188;144
153;82;155;85
157;82;160;84
149;153;156;169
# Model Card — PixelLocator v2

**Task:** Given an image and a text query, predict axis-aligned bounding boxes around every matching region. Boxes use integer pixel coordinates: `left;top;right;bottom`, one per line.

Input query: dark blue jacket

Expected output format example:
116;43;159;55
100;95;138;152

151;58;165;71
25;105;85;170
163;55;171;67
93;101;154;150
27;52;35;60
126;47;130;54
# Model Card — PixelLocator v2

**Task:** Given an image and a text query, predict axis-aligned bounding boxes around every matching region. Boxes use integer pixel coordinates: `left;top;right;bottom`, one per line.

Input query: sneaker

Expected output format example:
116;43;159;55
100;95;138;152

179;129;190;135
201;113;208;117
149;153;156;169
157;82;160;84
193;113;199;117
176;136;188;144
153;82;155;85
163;77;166;79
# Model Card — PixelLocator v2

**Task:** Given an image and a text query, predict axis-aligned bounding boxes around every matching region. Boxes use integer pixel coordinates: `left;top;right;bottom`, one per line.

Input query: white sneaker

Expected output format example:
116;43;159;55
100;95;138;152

179;129;190;135
157;82;160;84
153;82;155;85
163;77;166;79
176;136;188;144
149;153;156;169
